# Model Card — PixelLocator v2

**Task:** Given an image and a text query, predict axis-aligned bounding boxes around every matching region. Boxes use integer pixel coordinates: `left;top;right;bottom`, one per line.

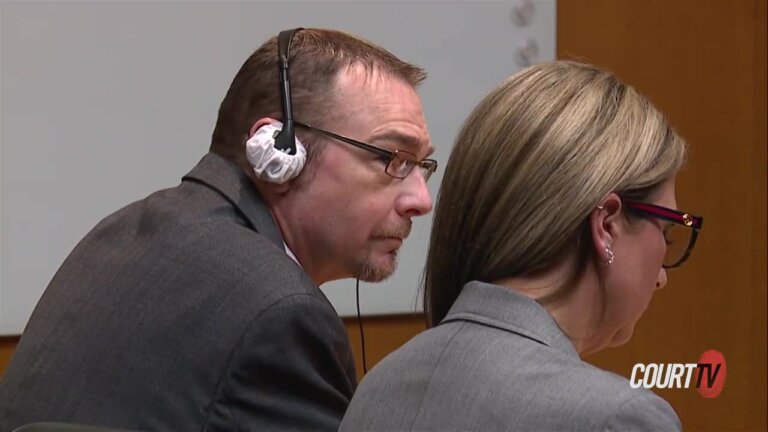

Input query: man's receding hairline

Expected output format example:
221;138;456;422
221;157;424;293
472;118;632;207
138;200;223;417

317;64;419;125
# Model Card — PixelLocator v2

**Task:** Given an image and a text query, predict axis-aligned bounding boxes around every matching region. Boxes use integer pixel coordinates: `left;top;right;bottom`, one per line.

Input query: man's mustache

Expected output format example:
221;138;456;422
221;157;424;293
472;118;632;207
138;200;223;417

375;221;412;240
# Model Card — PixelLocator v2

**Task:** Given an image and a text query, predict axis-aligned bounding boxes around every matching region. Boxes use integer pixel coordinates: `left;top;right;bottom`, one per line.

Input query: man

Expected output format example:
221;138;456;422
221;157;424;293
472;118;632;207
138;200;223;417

0;28;435;431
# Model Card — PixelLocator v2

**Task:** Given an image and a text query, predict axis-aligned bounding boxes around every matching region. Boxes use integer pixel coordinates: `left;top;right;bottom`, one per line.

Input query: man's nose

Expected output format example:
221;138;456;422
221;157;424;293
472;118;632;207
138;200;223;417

394;169;433;218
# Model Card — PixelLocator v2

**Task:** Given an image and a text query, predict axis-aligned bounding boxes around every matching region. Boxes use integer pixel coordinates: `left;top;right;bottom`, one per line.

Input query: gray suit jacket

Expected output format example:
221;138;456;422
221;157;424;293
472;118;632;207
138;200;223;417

340;281;681;432
0;153;356;432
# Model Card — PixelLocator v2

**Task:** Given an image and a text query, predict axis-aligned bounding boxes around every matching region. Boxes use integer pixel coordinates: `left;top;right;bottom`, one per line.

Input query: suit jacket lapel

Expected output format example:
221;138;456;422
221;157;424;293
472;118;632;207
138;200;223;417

182;153;284;250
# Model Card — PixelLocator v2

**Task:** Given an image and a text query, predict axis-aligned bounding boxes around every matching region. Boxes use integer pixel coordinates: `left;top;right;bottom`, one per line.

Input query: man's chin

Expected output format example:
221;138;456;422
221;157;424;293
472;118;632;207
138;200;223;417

354;252;398;282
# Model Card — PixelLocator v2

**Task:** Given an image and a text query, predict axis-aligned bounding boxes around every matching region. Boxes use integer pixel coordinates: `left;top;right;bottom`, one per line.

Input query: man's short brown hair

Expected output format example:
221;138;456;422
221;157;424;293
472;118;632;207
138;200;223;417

210;28;426;173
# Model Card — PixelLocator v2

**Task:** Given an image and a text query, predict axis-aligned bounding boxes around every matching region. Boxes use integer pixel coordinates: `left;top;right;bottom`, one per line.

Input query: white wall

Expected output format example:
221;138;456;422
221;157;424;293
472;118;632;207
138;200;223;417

0;0;555;335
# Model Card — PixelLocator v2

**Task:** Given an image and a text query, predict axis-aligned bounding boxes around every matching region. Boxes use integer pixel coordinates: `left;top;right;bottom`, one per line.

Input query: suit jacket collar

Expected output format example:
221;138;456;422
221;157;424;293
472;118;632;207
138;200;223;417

182;152;284;250
442;280;579;358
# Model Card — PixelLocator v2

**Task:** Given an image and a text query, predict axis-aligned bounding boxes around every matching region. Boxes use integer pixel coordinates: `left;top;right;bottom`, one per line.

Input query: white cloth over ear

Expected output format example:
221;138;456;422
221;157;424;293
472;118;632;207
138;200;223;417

245;121;307;184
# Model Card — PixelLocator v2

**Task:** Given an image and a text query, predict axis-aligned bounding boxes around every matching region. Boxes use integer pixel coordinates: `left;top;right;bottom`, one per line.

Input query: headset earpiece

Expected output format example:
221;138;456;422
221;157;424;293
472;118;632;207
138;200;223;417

246;121;306;184
244;28;305;184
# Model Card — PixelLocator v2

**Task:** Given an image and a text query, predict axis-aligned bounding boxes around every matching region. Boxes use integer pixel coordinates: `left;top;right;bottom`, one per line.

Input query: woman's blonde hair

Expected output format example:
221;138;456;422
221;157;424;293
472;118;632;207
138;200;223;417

424;61;687;326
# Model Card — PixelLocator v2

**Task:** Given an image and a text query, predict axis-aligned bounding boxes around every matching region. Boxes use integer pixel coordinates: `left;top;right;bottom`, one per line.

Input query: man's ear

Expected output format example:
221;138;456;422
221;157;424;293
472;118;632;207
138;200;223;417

590;193;623;262
249;117;279;138
257;176;293;196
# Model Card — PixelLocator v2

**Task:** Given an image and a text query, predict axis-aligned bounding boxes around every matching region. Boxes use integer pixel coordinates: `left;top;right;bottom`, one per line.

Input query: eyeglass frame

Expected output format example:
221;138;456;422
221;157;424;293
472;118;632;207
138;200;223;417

623;200;704;269
294;120;438;182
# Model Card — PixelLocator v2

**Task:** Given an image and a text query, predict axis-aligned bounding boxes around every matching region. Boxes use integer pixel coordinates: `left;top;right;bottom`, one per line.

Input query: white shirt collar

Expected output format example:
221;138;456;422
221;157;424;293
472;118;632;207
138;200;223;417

283;242;303;268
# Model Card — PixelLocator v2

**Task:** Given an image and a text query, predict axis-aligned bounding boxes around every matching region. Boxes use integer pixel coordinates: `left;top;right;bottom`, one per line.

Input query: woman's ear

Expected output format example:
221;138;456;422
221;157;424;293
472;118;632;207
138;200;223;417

590;193;623;263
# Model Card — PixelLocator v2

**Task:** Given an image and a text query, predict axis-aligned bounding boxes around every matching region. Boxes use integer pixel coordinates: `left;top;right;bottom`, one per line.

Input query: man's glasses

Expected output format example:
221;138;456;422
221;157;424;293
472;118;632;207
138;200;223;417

294;121;438;182
624;200;704;269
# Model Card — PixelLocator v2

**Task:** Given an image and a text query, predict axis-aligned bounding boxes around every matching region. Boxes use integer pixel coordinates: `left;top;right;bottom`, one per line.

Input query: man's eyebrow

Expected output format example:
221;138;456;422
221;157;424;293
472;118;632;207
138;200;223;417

369;131;435;157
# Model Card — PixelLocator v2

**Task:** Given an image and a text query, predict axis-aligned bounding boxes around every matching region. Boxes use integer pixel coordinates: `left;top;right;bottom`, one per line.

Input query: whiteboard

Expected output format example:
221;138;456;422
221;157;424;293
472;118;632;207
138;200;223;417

0;0;555;335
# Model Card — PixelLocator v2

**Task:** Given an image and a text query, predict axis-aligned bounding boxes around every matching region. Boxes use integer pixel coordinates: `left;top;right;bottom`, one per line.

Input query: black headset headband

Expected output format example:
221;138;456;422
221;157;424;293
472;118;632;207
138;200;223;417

273;28;303;155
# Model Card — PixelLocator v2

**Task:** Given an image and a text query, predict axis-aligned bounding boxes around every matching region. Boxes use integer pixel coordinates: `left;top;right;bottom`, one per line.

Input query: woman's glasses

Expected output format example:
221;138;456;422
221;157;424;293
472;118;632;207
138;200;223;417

624;201;704;268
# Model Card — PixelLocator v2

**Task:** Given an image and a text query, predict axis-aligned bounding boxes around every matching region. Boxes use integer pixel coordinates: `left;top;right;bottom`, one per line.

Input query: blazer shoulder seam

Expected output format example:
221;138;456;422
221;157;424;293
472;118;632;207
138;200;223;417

407;321;468;431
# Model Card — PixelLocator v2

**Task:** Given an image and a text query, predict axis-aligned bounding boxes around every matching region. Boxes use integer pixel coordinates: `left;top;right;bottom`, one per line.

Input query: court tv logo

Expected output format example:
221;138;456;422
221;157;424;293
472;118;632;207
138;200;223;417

629;349;726;398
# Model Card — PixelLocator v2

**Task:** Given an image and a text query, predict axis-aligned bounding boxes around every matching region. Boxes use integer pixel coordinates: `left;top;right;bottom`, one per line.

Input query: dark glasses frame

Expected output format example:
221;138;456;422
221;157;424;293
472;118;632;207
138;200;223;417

624;200;704;268
294;120;438;182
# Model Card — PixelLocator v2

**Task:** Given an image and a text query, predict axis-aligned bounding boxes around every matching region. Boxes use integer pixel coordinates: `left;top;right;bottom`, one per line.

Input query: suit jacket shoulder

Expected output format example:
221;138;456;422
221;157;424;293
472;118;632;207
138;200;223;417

341;281;679;432
0;153;356;432
543;355;681;432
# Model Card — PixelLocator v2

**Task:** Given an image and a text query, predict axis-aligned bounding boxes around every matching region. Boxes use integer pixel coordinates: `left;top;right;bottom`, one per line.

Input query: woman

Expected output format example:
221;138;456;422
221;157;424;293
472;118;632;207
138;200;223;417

339;61;703;431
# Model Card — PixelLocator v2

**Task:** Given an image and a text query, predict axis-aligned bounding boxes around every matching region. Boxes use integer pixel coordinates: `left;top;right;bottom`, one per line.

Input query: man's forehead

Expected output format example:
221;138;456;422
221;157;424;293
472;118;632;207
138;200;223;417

333;64;421;98
331;64;433;155
369;129;434;156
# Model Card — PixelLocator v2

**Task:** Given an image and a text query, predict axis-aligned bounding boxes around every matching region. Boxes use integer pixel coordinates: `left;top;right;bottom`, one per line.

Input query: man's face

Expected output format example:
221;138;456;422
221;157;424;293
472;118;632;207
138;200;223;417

277;65;434;285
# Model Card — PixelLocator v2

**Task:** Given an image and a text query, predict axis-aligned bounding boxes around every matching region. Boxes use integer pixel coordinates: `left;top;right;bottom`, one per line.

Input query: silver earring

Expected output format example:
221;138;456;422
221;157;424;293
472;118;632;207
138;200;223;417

603;246;614;266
